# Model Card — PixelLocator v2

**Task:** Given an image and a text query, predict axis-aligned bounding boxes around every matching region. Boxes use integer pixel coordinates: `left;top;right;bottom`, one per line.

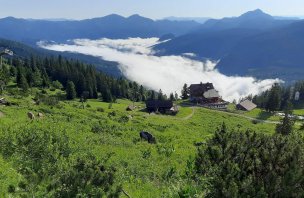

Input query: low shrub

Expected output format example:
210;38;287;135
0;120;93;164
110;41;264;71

97;107;105;112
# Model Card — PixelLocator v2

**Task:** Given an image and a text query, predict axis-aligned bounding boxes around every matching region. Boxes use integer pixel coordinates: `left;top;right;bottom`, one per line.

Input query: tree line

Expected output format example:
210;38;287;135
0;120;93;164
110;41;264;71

0;55;182;102
0;55;154;102
252;82;304;112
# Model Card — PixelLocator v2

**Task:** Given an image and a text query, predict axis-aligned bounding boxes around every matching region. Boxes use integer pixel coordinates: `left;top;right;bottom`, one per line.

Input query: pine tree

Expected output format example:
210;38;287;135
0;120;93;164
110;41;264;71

169;93;175;101
266;83;281;112
19;74;29;92
150;90;156;100
32;66;43;87
174;92;179;101
276;101;294;135
102;89;113;102
66;81;76;100
181;83;189;100
158;89;164;100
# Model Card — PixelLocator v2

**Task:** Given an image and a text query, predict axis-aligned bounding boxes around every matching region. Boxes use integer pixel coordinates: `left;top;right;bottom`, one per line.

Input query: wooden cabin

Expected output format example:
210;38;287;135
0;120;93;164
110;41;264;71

237;99;257;111
145;99;178;114
189;82;221;103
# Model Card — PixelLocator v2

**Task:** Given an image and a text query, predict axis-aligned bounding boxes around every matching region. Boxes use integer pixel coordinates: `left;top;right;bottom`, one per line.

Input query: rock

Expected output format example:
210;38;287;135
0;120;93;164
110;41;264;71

27;112;35;120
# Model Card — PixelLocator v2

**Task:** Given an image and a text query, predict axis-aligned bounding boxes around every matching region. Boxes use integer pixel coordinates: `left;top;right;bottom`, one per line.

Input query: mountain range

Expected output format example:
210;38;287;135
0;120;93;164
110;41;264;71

1;10;304;81
0;14;200;45
154;9;304;81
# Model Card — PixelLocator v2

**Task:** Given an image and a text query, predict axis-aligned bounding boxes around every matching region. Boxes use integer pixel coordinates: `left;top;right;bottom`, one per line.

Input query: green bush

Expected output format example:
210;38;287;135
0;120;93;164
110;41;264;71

118;115;129;123
97;107;105;112
195;123;304;197
47;156;121;197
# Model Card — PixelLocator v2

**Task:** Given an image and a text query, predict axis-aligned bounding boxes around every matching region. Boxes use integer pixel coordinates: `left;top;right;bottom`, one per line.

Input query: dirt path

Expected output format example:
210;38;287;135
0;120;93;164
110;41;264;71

205;108;304;125
181;105;280;124
144;105;299;125
181;107;195;120
218;110;280;124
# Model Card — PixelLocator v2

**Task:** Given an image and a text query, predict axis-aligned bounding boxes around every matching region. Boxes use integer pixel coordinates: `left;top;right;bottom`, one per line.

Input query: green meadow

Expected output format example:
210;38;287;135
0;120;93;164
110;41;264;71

0;88;278;197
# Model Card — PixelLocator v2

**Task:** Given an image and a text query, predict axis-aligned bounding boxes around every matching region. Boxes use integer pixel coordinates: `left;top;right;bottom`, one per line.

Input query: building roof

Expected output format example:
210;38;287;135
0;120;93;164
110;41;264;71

189;82;215;97
203;89;220;99
238;99;257;111
146;100;173;109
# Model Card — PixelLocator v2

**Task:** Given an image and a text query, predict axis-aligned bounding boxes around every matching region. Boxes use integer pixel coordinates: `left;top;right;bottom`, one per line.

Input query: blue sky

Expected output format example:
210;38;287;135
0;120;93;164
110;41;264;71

1;0;304;19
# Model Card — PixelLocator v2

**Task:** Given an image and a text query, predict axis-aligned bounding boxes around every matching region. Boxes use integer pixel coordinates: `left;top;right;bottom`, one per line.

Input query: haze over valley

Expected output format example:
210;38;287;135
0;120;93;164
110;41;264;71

40;37;280;101
3;1;304;197
1;9;303;94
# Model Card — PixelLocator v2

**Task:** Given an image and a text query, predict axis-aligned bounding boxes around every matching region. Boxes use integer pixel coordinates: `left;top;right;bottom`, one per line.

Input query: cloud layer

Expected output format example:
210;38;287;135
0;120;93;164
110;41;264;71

40;38;280;101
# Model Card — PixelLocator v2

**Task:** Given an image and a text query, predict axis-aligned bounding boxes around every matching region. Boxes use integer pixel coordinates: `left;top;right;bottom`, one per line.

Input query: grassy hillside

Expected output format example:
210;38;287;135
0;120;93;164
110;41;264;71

0;87;277;197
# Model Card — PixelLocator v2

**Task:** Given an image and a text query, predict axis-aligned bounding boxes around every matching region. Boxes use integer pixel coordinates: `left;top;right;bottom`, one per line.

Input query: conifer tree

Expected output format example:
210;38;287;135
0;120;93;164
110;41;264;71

150;90;156;100
276;101;294;135
66;81;76;100
102;89;113;102
266;83;281;112
158;89;164;100
169;93;175;101
181;83;189;100
19;74;29;92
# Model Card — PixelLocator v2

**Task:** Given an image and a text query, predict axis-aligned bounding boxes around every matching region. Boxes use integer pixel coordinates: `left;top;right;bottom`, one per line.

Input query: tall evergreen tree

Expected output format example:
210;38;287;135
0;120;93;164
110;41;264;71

158;89;164;100
150;90;156;100
102;89;113;102
66;81;76;100
19;74;29;92
169;93;175;101
276;101;294;135
266;83;281;112
181;83;189;100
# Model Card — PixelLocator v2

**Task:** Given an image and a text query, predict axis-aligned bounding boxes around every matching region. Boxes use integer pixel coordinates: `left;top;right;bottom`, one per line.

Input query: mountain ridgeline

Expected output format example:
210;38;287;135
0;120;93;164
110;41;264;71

154;9;304;81
0;15;200;45
1;10;304;81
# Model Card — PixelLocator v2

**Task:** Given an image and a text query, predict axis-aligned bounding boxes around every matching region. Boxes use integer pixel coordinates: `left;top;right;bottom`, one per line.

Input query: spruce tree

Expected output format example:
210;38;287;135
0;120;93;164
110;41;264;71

19;74;29;92
102;89;113;102
181;83;189;100
266;83;281;112
150;90;156;100
276;101;294;135
158;89;164;100
169;93;175;101
66;81;76;100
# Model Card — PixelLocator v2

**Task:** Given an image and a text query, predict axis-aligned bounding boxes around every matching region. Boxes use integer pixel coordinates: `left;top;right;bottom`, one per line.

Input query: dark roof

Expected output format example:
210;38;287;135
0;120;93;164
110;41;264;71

238;99;257;111
146;100;173;109
189;82;215;97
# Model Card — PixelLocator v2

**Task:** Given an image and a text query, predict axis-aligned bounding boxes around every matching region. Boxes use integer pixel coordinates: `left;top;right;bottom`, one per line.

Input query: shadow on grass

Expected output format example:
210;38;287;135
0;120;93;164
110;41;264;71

179;101;195;107
257;111;273;120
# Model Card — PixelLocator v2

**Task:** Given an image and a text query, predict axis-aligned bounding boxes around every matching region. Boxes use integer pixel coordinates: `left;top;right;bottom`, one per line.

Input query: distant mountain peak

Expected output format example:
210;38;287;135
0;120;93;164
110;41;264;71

1;16;19;21
240;9;273;20
128;14;141;18
104;14;125;19
127;14;154;22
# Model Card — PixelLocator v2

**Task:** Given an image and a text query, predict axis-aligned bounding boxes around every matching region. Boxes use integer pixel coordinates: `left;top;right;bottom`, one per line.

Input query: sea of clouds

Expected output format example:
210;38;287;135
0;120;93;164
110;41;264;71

39;37;281;102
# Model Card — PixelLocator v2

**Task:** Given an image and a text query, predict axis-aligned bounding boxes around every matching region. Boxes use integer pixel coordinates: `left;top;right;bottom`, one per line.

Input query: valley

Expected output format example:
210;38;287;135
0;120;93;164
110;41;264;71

1;3;304;197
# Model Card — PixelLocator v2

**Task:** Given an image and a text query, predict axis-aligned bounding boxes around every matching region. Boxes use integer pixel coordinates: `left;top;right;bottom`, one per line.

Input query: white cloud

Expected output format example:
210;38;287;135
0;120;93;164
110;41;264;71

39;38;281;102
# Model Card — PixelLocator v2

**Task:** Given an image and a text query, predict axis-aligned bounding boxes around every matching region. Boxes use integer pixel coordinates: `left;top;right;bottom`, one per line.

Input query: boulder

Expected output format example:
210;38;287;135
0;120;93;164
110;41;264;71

27;112;35;120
